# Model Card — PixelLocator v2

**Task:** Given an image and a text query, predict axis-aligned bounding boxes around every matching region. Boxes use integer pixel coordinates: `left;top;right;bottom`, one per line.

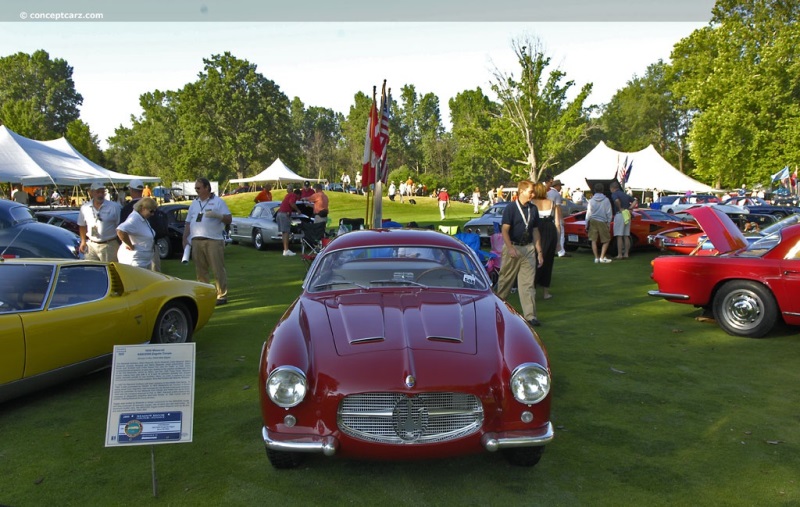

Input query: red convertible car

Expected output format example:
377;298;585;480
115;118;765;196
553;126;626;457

564;208;689;255
259;229;553;468
648;207;800;337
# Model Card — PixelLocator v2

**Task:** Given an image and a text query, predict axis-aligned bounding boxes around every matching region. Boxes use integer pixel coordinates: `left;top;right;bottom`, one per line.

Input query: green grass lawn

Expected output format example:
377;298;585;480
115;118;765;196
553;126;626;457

1;191;799;506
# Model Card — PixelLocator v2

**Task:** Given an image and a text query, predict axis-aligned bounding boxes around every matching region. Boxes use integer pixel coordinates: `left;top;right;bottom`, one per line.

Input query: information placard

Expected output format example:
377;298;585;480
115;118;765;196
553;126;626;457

105;343;195;447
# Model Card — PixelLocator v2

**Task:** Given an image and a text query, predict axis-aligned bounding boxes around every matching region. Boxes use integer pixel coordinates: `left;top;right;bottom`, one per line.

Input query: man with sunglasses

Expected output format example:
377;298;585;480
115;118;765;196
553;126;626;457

183;178;232;306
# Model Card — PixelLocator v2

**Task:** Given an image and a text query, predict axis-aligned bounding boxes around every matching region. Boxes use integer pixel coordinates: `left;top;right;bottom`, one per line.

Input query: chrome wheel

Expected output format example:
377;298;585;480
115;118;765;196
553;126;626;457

152;302;193;343
712;281;776;338
156;237;171;259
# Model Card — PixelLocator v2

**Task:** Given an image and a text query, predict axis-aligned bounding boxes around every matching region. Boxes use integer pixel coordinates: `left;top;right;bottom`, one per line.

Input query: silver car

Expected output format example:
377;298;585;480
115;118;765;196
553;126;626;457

229;201;309;250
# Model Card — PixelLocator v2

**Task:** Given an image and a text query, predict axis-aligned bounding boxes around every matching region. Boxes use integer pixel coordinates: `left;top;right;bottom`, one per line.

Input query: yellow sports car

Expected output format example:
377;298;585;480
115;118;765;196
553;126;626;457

0;259;217;403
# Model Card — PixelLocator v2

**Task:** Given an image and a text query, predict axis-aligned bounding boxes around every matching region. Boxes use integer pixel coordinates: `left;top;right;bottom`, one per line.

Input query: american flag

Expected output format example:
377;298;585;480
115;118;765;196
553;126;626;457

375;82;391;184
361;96;378;187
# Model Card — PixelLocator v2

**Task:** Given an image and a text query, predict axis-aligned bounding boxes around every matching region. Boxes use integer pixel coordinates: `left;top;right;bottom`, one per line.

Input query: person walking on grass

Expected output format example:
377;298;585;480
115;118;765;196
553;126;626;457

438;187;450;220
586;182;613;264
495;180;544;327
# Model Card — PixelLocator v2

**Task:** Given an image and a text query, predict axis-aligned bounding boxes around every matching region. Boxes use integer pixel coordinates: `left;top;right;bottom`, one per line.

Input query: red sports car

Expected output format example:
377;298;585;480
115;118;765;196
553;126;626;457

648;207;800;337
564;208;689;255
259;229;553;468
648;210;780;256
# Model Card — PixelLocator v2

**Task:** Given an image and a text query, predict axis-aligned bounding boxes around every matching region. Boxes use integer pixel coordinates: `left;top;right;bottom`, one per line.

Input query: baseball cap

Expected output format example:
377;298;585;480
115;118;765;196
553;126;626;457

303;181;311;187
129;178;144;190
89;182;105;191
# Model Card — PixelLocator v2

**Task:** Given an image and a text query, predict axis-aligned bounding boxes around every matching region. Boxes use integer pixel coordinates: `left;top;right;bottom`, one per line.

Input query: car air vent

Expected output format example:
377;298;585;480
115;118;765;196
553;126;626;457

107;264;124;296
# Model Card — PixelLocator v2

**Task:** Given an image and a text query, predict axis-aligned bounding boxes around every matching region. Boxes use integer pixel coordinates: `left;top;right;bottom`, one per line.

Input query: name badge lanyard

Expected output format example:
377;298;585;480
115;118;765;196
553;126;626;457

197;196;212;221
515;200;531;238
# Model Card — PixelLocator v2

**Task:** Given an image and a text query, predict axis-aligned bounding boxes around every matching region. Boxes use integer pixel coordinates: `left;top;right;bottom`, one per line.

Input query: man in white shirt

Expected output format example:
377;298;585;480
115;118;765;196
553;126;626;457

182;178;232;305
78;182;122;261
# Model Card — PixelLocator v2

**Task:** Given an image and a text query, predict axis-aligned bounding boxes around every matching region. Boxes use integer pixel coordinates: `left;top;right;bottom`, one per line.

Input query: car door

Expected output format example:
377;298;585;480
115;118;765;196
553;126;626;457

19;265;141;378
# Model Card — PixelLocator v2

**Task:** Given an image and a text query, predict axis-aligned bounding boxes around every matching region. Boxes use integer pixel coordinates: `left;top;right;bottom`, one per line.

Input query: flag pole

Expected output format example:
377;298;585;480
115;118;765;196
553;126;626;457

363;86;377;228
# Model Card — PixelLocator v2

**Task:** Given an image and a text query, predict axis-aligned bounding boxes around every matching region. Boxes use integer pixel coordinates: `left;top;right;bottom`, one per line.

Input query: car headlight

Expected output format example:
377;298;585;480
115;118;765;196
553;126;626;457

510;363;550;405
266;366;307;408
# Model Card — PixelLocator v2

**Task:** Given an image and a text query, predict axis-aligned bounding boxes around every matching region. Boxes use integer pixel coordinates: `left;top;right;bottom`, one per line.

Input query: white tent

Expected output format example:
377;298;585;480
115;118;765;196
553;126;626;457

555;141;716;193
229;157;319;184
0;125;159;186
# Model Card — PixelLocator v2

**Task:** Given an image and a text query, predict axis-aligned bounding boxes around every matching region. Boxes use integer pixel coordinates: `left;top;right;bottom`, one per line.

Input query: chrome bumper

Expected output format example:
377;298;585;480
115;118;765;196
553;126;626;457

647;290;690;300
481;422;554;451
262;426;338;456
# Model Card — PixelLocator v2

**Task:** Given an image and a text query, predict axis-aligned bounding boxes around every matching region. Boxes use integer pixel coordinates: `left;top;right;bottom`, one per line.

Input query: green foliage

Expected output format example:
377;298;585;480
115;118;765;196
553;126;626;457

0;49;82;138
490;36;596;183
107;53;298;184
671;0;800;188
64;119;104;166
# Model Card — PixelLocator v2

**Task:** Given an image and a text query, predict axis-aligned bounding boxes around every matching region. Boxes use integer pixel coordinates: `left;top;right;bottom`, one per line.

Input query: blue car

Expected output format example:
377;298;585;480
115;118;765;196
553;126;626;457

0;200;81;259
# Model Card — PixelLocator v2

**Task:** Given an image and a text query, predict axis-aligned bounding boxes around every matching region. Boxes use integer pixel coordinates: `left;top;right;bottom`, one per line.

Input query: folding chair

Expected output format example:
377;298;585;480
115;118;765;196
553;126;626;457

300;221;328;267
438;224;460;235
339;217;365;233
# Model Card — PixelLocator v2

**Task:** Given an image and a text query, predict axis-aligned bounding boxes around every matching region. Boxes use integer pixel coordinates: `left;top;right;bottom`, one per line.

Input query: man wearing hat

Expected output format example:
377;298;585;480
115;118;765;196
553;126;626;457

547;177;569;257
78;182;122;262
300;180;315;199
437;187;450;220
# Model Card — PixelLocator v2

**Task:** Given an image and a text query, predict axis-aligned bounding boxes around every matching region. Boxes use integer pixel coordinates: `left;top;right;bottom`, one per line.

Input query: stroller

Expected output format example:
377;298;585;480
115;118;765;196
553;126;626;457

300;221;329;267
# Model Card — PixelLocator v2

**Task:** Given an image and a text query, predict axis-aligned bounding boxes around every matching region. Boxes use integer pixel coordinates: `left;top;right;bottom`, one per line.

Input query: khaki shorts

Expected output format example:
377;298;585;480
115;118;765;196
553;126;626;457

588;219;611;244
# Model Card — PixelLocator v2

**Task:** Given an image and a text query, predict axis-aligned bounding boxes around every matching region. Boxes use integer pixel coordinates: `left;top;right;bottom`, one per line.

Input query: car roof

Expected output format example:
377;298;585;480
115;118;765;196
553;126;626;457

326;228;470;252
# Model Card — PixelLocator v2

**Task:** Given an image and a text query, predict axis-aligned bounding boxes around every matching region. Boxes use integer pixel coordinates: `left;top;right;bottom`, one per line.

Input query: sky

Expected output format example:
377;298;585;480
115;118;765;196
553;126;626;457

1;10;710;149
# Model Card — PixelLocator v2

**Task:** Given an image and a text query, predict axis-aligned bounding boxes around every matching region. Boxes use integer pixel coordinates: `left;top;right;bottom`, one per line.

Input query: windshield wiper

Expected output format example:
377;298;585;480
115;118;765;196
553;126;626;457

368;279;427;287
312;281;367;290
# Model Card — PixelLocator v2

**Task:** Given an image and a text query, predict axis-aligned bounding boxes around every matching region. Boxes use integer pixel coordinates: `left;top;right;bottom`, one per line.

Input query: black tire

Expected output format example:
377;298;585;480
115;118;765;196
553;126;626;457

156;237;171;259
253;229;267;251
564;244;579;252
712;280;777;338
266;448;304;469
151;301;193;344
502;446;544;467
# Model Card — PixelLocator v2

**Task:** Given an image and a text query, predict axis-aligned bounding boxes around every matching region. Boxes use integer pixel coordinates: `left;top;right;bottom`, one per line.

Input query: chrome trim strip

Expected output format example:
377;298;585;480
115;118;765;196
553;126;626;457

262;426;338;456
481;422;554;451
647;290;690;300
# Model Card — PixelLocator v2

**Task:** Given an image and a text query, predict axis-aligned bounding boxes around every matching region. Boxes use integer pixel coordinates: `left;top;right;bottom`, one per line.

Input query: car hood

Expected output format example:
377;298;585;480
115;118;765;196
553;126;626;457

319;291;485;356
686;206;747;254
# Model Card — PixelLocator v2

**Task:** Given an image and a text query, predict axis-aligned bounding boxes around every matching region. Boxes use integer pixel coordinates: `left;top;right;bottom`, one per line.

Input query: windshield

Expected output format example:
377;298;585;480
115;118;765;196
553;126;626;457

0;264;55;313
759;213;800;236
306;245;490;292
737;231;782;258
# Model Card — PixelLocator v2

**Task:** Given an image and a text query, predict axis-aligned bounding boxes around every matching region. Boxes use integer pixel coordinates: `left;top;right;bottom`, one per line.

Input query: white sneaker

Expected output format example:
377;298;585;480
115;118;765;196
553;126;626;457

600;257;612;263
283;250;296;256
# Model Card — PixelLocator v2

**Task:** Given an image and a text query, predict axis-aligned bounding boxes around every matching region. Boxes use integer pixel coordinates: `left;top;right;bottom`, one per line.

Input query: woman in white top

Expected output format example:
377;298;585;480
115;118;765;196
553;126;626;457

116;197;157;269
472;187;481;213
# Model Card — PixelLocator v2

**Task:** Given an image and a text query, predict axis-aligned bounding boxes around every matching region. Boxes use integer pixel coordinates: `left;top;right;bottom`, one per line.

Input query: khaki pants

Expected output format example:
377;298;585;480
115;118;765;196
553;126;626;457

192;238;227;299
495;243;537;321
86;239;119;262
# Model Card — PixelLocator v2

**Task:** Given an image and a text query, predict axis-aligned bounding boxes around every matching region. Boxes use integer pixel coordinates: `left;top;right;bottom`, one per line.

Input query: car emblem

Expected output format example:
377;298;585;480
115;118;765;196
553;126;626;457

392;396;428;442
405;375;415;388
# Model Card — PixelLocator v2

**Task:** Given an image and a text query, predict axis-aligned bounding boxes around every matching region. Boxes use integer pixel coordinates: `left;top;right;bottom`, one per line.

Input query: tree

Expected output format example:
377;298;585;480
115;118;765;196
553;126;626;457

490;36;595;182
0;50;83;139
601;61;692;172
289;97;344;182
448;88;500;191
339;91;374;183
178;52;297;182
670;0;800;188
65;119;104;166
